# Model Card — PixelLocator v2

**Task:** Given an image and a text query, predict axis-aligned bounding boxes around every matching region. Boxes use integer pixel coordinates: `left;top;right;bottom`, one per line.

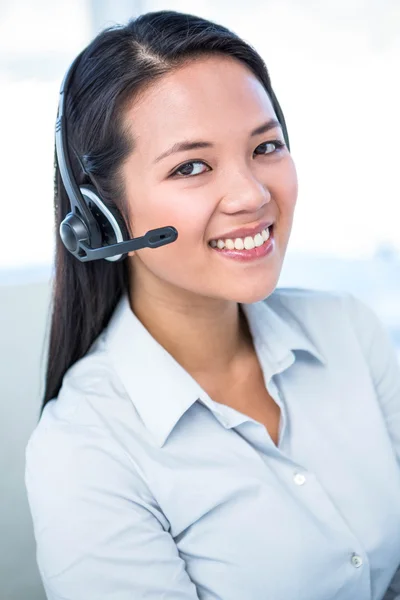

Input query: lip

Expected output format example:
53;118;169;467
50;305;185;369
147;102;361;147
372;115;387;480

208;220;274;242
210;227;275;262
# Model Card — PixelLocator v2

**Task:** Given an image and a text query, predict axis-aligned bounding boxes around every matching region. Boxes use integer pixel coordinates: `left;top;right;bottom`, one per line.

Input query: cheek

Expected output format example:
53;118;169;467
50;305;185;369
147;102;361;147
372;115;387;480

131;222;212;292
275;159;298;217
128;185;213;269
128;179;209;236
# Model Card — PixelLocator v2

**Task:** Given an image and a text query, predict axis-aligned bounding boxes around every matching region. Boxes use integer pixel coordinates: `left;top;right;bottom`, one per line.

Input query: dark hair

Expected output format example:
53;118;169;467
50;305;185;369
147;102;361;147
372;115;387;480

41;9;276;416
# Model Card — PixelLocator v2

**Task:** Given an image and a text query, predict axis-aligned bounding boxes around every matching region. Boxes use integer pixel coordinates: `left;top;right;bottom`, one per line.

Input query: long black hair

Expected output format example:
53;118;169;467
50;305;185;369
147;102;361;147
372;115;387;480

42;9;276;415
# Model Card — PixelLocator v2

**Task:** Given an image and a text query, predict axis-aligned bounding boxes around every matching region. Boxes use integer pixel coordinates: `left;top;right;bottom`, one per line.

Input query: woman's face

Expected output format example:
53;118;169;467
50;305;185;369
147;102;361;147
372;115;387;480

121;55;298;306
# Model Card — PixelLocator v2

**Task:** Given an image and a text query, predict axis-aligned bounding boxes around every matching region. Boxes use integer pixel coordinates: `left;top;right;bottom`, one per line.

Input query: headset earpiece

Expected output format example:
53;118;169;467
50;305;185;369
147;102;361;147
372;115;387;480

79;185;130;262
59;212;91;255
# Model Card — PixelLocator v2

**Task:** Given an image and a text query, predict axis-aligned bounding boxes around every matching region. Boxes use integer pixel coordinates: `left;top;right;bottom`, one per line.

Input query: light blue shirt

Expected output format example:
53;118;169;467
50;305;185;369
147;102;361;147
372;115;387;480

25;287;400;600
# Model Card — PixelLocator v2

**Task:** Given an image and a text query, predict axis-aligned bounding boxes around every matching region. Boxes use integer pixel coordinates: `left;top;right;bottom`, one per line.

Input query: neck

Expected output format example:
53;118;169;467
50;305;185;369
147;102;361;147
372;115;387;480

128;280;254;378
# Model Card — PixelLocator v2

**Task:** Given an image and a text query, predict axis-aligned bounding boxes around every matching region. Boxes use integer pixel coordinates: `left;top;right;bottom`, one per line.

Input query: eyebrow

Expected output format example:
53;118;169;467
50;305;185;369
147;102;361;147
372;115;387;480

153;118;282;164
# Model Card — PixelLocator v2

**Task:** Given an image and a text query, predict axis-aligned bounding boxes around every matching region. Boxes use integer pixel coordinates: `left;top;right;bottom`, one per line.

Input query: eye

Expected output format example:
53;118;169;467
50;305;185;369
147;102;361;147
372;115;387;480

254;140;286;156
170;140;286;179
171;160;210;178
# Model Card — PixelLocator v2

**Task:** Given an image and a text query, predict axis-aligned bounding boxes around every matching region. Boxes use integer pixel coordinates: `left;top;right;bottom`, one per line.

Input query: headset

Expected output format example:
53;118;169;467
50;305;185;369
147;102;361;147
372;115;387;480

55;50;290;263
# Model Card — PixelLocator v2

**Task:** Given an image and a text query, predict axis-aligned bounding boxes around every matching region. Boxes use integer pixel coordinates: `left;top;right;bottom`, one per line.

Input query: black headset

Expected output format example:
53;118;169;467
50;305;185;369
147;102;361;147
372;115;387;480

55;50;290;263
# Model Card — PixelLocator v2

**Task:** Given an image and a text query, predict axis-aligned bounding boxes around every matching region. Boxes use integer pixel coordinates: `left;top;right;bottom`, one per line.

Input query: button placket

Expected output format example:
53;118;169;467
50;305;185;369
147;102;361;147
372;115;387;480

283;463;369;585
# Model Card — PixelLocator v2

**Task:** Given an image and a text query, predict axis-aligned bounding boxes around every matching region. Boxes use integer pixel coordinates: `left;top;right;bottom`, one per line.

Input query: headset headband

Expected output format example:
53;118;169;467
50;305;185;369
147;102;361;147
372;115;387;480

55;51;104;248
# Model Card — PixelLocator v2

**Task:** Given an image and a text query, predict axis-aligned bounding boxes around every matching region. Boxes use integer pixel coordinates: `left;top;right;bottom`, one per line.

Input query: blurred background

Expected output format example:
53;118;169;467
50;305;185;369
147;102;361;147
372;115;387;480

1;1;399;598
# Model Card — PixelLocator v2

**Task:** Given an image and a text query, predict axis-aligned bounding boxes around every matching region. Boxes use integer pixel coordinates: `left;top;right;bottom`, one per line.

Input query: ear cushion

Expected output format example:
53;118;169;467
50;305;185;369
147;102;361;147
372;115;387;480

80;185;130;261
97;202;130;246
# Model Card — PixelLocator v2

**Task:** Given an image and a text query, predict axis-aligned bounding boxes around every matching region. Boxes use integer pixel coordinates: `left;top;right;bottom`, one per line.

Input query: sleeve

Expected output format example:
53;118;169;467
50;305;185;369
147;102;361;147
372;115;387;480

345;293;400;600
24;421;200;600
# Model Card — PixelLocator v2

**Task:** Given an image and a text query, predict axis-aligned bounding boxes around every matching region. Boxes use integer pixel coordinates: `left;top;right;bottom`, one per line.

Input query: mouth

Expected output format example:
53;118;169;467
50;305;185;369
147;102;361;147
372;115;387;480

208;224;274;251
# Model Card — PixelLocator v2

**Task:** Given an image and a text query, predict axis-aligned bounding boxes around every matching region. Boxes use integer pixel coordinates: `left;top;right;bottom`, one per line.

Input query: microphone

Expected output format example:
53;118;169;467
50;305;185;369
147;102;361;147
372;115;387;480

60;223;178;262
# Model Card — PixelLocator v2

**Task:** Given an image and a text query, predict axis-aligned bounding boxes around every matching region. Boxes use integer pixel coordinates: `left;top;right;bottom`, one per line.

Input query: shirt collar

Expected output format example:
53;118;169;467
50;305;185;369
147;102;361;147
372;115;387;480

244;295;327;370
104;291;326;448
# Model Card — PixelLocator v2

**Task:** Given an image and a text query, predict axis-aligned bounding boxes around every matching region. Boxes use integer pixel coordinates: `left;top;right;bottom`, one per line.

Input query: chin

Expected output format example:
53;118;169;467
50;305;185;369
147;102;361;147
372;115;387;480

227;276;280;305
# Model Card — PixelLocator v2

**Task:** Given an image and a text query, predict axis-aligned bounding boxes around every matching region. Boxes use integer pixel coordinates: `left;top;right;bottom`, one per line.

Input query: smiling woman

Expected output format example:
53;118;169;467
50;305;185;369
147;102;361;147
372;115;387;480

24;9;400;600
120;53;297;337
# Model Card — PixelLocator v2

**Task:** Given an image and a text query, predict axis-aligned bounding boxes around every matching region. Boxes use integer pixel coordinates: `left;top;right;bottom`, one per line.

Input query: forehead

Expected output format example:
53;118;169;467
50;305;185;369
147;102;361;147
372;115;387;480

124;55;275;145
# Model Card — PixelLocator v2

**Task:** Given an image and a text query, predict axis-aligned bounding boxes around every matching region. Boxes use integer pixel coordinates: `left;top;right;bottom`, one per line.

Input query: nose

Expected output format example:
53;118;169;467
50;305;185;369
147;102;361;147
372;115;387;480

221;167;271;213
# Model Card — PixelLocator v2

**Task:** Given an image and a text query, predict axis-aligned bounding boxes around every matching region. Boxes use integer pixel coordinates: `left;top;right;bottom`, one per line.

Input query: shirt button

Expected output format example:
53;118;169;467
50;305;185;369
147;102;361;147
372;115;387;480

293;473;306;486
351;554;363;568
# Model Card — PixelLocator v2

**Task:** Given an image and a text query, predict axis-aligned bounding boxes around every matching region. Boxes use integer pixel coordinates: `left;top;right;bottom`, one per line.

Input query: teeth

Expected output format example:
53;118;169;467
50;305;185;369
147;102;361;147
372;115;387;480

209;227;271;250
233;238;244;250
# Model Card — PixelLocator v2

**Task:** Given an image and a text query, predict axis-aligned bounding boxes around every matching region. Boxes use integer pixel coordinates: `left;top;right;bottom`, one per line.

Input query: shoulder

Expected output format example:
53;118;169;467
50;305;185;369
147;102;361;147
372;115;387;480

267;287;399;389
263;286;353;343
265;286;397;364
36;338;134;429
266;285;349;316
25;338;150;490
266;285;376;331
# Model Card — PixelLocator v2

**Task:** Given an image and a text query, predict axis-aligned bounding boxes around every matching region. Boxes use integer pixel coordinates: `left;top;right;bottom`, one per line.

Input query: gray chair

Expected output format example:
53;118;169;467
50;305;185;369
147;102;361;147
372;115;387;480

0;275;51;600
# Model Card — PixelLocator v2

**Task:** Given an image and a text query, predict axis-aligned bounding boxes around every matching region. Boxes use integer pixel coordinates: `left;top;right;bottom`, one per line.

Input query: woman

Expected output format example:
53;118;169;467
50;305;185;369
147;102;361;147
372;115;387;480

25;9;400;600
